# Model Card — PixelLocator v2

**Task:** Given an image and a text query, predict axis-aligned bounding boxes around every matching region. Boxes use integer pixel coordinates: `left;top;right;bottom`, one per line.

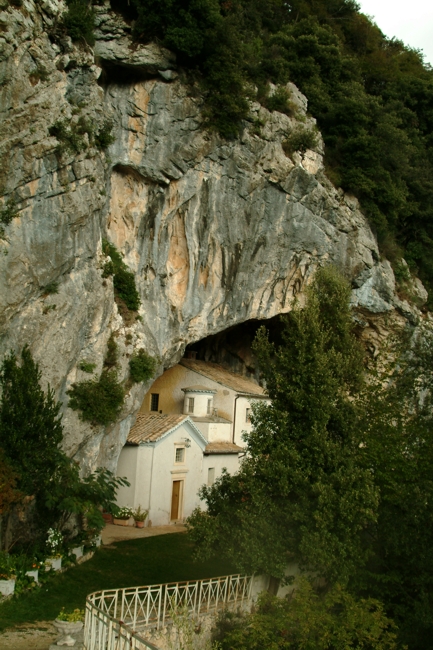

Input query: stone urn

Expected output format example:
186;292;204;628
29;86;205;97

71;545;84;559
53;619;83;647
25;569;39;583
45;557;62;571
0;578;15;596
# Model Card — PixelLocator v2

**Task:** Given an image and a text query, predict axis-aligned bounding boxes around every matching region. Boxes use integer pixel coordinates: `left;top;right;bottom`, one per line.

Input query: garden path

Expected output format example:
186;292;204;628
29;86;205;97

101;522;187;545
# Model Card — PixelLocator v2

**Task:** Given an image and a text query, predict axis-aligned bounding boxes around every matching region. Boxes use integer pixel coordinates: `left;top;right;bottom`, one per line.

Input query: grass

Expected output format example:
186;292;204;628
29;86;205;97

0;533;239;630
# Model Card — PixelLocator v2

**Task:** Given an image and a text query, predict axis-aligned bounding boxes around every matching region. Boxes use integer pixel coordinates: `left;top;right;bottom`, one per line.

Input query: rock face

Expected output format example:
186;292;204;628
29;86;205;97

0;1;426;471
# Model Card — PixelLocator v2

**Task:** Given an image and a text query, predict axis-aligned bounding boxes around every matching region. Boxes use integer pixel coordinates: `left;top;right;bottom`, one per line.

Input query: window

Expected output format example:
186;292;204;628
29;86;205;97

246;408;251;423
208;467;215;486
175;447;185;463
150;393;159;411
207;398;212;415
188;397;195;413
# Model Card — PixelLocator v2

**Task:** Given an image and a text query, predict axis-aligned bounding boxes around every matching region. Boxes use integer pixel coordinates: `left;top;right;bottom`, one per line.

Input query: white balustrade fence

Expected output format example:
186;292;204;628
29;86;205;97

84;573;253;650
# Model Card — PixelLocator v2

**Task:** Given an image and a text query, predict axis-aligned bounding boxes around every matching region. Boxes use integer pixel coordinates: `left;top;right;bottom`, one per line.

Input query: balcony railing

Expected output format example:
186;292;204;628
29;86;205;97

84;573;254;650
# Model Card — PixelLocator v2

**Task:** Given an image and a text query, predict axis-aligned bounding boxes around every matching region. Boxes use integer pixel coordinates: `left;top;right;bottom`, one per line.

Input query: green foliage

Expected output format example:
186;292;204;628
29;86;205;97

262;86;294;115
0;450;21;516
0;199;18;239
0;551;17;579
94;120;115;150
0;346;64;498
132;505;148;522
67;369;125;426
214;581;399;650
189;267;433;647
49;119;87;156
45;464;129;533
78;361;96;373
63;0;95;46
57;608;84;622
104;333;118;369
283;125;319;156
102;240;140;311
129;348;157;383
43;281;59;295
354;330;433;648
132;0;222;59
188;267;375;583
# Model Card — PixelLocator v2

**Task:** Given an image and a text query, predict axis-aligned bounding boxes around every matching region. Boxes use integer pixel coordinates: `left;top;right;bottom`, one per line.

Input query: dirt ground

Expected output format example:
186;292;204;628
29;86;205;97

0;523;187;649
0;621;58;649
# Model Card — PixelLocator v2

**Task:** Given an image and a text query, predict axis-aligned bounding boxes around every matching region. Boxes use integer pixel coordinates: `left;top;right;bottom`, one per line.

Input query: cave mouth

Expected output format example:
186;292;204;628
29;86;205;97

185;315;286;383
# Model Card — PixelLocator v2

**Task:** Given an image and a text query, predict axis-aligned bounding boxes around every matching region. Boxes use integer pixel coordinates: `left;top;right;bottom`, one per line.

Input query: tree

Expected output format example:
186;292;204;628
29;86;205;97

0;346;64;498
0;449;21;516
0;347;128;543
188;266;378;582
213;580;399;650
355;329;433;649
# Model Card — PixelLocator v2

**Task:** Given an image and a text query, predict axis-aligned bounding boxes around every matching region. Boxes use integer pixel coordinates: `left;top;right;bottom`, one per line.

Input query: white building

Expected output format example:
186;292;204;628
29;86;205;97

116;357;269;526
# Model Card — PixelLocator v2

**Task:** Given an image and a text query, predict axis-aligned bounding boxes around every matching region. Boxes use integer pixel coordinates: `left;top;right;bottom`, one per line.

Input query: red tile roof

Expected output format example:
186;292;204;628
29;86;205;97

180;359;265;396
127;413;188;445
204;442;243;455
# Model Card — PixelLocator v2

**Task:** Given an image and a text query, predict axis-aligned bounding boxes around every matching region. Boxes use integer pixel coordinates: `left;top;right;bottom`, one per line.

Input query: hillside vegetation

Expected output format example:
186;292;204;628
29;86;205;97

107;0;433;301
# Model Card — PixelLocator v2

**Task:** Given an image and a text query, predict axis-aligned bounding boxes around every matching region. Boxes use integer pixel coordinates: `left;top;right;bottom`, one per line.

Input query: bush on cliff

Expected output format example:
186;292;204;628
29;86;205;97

102;240;141;312
67;369;125;426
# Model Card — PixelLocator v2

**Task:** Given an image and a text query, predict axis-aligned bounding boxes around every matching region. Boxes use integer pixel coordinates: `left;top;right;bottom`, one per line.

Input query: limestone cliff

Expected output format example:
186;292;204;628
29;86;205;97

0;0;428;472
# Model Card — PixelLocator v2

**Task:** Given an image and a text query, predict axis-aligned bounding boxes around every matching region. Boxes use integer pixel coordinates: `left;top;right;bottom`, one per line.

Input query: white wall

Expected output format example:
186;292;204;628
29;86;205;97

202;453;240;489
116;446;138;509
182;390;215;417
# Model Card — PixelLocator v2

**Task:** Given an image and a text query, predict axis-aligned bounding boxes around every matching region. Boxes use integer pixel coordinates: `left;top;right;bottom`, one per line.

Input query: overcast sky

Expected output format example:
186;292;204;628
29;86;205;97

357;0;433;66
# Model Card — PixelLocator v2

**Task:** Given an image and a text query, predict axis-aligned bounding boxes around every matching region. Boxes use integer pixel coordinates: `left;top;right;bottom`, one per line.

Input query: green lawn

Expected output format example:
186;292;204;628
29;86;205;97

0;533;239;631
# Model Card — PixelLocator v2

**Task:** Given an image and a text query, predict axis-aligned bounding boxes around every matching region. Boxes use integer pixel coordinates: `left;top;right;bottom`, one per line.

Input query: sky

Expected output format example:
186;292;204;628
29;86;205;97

357;0;433;66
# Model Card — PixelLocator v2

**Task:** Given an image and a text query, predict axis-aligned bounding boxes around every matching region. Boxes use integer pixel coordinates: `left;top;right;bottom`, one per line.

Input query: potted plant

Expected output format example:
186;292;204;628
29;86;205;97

45;528;63;571
68;531;87;560
53;608;85;646
113;506;133;526
133;505;148;528
13;553;41;584
0;552;16;596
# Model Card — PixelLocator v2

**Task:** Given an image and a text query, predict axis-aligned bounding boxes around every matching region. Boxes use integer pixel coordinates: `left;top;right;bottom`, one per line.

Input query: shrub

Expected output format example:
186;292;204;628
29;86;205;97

102;240;140;311
78;361;96;373
67;369;125;426
283;126;319;156
49;119;87;156
129;349;157;383
63;0;95;46
94;121;115;149
43;281;59;295
104;333;118;369
263;87;294;115
0;199;18;239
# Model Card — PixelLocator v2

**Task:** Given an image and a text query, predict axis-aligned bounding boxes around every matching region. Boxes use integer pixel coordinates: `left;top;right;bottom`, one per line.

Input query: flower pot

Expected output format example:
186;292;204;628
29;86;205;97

71;546;84;559
26;569;39;583
93;534;102;547
102;512;113;524
113;517;130;526
135;520;145;528
45;557;62;571
0;578;15;596
53;619;83;646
